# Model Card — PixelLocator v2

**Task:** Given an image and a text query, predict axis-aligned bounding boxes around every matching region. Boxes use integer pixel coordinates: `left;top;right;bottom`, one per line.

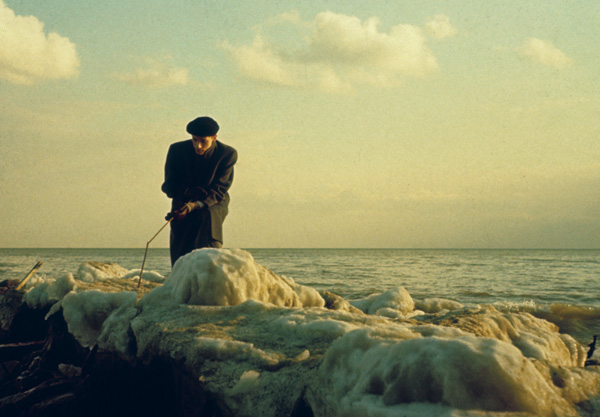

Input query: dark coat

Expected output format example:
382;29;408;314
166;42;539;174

161;139;237;243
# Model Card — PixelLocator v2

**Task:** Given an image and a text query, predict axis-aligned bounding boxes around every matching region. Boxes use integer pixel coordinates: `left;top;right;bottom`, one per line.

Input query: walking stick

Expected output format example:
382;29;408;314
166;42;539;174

137;215;173;290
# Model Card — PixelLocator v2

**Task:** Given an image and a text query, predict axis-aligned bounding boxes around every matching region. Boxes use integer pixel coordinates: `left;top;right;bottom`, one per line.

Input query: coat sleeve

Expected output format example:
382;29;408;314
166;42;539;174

203;148;238;208
161;144;186;201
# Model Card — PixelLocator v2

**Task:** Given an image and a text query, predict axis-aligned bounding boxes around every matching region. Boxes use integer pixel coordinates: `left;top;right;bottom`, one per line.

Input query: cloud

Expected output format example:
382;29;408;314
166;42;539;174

221;35;297;87
0;0;80;85
424;15;458;40
264;10;306;27
518;38;573;69
110;57;189;88
304;12;438;76
222;11;443;93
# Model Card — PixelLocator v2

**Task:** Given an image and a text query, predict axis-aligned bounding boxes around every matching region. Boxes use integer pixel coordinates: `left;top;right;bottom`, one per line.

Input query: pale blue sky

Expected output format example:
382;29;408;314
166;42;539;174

1;0;598;248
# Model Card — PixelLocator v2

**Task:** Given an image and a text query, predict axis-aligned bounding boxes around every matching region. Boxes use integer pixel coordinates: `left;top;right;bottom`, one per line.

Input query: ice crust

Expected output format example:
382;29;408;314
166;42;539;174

22;248;600;417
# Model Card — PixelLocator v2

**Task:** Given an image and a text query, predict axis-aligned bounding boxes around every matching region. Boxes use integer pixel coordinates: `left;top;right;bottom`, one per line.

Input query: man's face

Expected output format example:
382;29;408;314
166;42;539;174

192;135;216;155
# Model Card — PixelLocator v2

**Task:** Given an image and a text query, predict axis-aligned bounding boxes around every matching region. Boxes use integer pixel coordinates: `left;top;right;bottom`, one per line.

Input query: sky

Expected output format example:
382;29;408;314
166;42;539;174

0;0;599;249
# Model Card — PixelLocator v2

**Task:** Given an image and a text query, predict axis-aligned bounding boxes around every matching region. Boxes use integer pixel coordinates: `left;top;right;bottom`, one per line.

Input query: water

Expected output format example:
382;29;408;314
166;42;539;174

1;248;599;308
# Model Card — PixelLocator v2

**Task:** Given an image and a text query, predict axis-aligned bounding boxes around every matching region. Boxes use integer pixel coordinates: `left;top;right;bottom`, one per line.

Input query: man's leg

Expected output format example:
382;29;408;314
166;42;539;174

170;211;202;266
193;209;221;249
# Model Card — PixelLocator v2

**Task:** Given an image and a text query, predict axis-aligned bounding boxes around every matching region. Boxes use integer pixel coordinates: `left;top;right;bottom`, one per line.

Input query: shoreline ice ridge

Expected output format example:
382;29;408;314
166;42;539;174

11;248;600;417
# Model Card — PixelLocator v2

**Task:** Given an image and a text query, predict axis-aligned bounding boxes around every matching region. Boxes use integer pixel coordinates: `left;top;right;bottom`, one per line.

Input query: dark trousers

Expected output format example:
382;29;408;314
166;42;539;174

169;209;222;266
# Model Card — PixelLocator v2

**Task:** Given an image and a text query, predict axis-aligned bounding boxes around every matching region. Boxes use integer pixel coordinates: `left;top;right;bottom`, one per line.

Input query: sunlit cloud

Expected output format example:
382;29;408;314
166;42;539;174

518;38;573;69
424;15;458;40
110;57;189;88
303;12;438;75
222;11;443;93
264;10;306;27
221;35;297;87
0;0;80;85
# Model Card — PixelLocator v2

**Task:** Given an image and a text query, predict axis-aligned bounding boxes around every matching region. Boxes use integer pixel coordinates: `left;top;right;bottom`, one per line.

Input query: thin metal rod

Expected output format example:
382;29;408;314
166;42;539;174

137;218;172;290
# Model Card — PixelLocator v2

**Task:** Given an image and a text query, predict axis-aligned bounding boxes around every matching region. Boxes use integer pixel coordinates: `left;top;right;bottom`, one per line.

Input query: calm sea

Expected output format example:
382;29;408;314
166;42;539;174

1;248;599;309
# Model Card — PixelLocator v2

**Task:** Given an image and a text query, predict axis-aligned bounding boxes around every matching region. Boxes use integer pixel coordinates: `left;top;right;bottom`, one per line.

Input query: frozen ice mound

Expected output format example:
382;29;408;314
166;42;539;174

427;306;586;367
24;273;76;308
61;290;137;353
164;248;325;308
350;287;415;315
311;327;576;417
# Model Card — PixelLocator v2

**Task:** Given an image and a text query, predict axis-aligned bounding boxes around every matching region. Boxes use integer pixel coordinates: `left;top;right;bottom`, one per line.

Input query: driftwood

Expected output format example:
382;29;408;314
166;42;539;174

0;377;76;410
16;262;43;291
27;391;80;415
0;297;209;416
0;341;44;362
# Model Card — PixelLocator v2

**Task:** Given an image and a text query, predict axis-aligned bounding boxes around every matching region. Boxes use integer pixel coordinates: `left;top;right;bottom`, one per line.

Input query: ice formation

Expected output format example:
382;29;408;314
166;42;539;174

24;273;76;308
62;290;138;353
164;248;324;307
414;297;464;313
122;269;165;283
350;287;415;315
313;328;571;416
75;261;129;282
16;248;600;417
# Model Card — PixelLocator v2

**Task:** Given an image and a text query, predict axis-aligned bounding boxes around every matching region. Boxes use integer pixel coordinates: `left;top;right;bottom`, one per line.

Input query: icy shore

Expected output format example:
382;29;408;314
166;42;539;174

2;248;600;416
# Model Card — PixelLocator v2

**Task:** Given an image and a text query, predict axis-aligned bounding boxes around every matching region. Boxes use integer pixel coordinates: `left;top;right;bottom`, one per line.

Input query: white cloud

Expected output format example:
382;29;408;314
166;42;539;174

305;12;438;76
221;35;297;87
223;11;442;93
518;38;573;69
110;57;189;88
265;10;306;27
0;0;80;85
424;15;458;40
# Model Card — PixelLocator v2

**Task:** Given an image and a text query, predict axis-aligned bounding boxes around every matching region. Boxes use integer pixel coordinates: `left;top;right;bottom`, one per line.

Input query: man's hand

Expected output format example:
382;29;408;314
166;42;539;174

173;201;202;220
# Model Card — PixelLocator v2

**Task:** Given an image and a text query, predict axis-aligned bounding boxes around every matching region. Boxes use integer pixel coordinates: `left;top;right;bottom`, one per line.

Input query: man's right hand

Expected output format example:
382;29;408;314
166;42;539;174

173;201;201;220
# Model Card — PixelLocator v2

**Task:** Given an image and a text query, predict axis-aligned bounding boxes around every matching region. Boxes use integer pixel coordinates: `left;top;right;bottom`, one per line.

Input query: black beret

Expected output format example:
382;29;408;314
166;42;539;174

186;116;219;136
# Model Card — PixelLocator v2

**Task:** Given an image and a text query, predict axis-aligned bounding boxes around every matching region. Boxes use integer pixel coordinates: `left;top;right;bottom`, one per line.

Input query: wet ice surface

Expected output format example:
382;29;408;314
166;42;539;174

19;248;600;417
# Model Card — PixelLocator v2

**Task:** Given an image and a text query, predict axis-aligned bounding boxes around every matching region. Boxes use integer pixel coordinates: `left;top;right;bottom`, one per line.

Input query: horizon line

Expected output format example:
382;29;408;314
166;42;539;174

1;247;599;251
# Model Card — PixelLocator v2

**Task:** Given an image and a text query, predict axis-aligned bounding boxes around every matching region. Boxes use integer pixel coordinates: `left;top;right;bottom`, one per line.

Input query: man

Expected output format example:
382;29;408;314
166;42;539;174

161;116;237;266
